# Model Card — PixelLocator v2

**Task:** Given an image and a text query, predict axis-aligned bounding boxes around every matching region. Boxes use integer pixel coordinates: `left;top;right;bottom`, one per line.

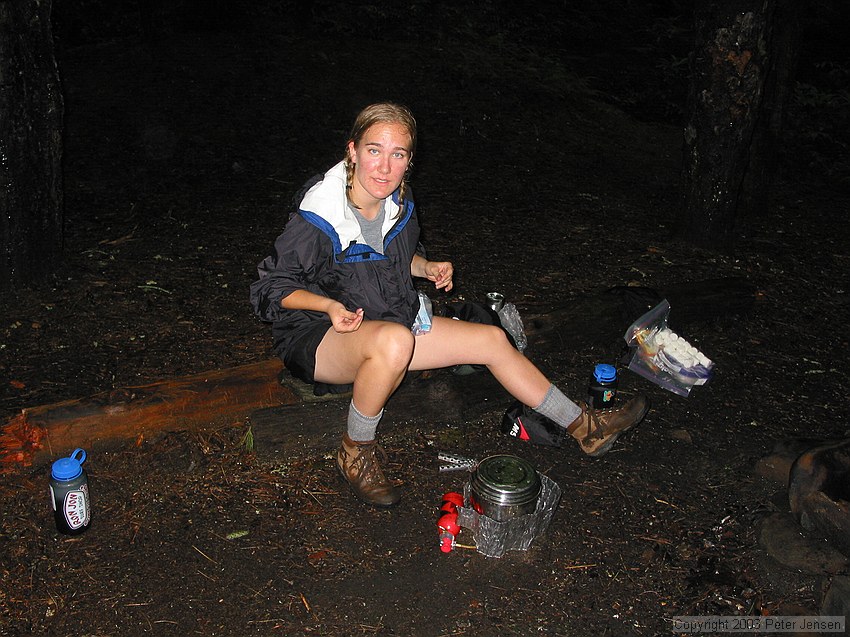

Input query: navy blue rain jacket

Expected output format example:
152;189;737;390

249;161;422;356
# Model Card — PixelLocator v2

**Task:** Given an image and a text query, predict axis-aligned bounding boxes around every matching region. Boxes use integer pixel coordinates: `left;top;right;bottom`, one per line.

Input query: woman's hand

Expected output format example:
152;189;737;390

281;291;364;333
423;260;454;292
328;303;364;333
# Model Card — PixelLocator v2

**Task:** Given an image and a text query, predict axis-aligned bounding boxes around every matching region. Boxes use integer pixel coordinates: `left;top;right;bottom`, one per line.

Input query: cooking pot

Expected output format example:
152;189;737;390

469;455;541;522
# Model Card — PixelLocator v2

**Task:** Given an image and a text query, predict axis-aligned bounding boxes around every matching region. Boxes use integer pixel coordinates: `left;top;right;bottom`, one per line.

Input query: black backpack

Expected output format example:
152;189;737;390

439;301;519;375
501;400;566;447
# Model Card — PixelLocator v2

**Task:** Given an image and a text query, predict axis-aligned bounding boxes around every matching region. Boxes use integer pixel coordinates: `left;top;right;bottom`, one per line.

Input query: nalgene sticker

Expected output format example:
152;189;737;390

63;486;90;530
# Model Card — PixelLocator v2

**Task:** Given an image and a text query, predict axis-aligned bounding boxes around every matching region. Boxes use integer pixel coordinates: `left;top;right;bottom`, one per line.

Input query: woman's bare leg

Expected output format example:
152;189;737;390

314;320;415;416
315;316;552;411
409;316;551;408
314;320;416;507
410;316;648;456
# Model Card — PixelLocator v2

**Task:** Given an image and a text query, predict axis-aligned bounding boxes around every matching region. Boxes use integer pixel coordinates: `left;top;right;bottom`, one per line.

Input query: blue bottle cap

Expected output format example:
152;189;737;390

593;364;617;383
51;448;87;481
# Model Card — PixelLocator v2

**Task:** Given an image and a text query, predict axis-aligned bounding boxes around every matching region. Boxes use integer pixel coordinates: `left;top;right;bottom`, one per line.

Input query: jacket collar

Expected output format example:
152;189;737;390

299;161;409;257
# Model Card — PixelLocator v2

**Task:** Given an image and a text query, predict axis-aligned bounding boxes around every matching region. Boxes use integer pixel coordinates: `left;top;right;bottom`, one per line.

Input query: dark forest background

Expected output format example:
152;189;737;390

49;0;850;191
2;4;850;635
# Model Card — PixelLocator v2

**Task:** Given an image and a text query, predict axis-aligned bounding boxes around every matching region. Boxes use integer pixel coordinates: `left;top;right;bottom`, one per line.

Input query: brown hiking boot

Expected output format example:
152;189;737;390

336;433;401;507
566;395;649;457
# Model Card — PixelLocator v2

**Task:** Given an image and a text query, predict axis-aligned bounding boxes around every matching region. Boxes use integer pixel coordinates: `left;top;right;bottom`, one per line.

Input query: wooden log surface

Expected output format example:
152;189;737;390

0;360;299;470
1;277;758;469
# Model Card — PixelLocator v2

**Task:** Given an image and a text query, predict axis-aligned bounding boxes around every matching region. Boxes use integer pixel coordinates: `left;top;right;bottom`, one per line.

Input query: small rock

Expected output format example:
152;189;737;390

773;602;824;637
754;453;794;485
758;512;850;575
821;576;850;631
669;429;692;443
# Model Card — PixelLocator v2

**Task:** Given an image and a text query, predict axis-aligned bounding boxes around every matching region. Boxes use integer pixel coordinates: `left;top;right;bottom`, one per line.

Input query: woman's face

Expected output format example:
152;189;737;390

347;122;412;211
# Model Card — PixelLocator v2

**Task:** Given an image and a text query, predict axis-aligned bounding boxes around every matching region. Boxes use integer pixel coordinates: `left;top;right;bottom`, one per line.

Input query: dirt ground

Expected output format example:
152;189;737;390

2;5;850;636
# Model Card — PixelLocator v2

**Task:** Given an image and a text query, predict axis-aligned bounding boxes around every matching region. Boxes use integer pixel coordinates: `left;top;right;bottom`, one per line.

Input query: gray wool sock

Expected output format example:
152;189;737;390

347;401;383;442
533;384;582;429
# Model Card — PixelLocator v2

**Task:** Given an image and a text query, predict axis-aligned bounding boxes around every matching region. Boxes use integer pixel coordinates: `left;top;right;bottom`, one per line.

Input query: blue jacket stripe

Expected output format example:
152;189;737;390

299;210;343;255
342;244;388;263
384;199;414;250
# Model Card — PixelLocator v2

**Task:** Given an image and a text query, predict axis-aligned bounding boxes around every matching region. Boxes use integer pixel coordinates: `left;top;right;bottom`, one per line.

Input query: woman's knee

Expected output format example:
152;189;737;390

480;324;512;349
476;324;519;365
369;322;415;370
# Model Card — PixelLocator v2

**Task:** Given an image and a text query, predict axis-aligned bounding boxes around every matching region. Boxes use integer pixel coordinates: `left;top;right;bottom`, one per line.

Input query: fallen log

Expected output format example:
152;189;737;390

0;360;299;470
1;277;758;469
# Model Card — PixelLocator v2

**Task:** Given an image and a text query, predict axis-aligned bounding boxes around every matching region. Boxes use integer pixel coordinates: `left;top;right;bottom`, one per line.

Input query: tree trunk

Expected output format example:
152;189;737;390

0;0;64;290
738;0;801;222
676;0;791;252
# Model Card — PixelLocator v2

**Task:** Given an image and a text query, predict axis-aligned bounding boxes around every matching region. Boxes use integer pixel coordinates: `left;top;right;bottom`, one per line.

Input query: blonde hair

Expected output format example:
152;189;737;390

344;103;417;208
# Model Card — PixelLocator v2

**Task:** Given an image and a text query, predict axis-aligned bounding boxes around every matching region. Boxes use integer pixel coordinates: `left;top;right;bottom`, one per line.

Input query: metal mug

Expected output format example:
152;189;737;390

485;292;505;313
469;455;541;522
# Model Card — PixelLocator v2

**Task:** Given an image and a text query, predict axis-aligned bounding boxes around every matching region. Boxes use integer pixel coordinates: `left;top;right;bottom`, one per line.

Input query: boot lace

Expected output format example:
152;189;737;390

348;440;389;485
581;405;607;444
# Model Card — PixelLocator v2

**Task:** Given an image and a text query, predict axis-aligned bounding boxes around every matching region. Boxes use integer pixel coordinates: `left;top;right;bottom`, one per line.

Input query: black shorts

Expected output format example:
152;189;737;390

281;320;353;396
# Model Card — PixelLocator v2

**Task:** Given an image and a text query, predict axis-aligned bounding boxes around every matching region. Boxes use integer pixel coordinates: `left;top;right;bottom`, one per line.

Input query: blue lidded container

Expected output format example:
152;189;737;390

588;364;618;409
49;448;91;535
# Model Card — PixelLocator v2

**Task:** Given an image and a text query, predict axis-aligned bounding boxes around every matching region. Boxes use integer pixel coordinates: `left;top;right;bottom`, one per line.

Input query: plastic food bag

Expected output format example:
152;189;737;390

411;292;433;335
498;303;527;352
624;299;714;397
457;473;561;558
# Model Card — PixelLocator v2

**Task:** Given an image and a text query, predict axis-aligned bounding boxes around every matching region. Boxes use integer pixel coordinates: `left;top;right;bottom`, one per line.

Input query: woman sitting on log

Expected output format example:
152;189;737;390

250;102;649;508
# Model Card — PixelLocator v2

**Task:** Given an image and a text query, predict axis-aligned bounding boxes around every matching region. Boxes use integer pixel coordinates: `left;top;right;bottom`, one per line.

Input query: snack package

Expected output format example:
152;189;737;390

411;292;433;335
624;299;714;397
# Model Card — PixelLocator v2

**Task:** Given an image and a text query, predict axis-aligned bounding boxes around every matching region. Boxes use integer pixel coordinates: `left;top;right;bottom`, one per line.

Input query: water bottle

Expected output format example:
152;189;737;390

588;364;618;410
49;448;92;535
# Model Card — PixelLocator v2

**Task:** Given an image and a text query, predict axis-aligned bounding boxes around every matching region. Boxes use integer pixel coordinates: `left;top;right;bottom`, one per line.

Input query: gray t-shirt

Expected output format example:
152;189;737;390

351;200;387;254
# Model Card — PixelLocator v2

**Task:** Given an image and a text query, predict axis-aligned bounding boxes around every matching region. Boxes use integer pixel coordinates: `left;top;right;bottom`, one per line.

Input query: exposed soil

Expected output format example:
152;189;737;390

2;7;850;636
